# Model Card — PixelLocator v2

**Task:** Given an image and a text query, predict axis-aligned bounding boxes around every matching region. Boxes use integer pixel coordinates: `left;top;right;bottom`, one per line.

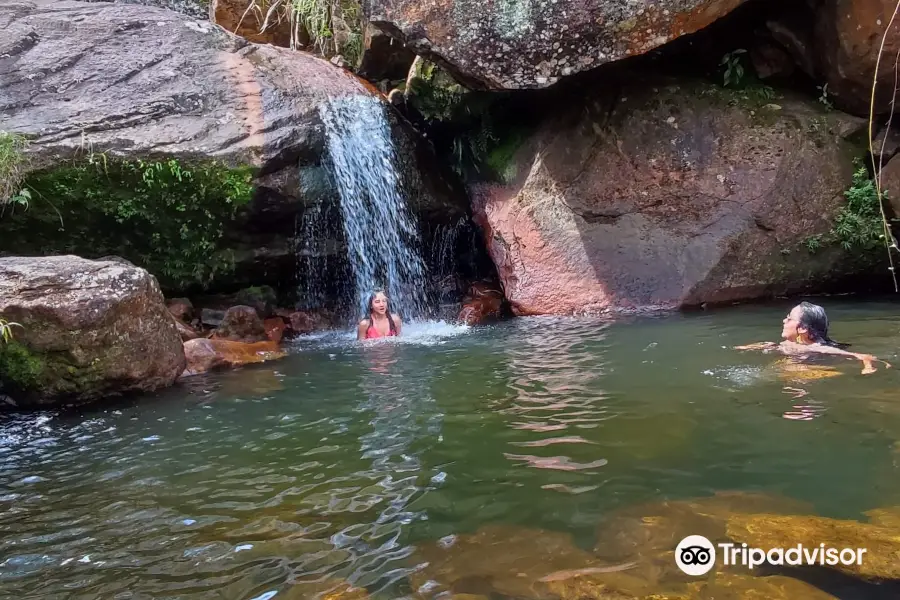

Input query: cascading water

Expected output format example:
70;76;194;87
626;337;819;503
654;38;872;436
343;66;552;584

319;95;430;321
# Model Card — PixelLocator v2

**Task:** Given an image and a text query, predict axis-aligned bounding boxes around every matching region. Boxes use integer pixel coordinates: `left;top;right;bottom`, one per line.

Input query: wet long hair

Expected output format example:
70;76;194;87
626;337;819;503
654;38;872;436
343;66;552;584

795;301;849;348
365;290;397;335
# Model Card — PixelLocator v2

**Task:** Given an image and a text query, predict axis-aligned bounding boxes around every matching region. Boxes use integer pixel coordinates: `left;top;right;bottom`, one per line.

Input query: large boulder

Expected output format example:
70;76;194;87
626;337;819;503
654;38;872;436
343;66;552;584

472;78;872;316
813;0;900;116
760;0;900;116
0;0;469;295
364;0;749;89
0;256;185;408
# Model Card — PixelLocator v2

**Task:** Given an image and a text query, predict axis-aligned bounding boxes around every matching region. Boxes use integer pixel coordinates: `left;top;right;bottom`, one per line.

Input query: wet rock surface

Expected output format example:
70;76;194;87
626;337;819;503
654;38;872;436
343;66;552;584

181;338;286;376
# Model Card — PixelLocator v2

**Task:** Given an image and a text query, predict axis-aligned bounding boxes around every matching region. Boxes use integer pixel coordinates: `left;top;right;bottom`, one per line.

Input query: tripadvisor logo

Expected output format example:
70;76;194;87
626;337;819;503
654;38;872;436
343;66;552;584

675;535;868;576
676;535;716;576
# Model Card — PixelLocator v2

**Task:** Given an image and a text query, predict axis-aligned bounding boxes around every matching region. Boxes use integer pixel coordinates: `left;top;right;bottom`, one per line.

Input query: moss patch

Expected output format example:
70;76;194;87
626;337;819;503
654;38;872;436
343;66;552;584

0;341;45;393
0;156;255;293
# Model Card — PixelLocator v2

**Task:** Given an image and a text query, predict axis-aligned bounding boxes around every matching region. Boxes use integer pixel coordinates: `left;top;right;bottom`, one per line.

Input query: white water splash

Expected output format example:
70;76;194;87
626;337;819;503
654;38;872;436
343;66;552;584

287;320;472;349
319;95;429;320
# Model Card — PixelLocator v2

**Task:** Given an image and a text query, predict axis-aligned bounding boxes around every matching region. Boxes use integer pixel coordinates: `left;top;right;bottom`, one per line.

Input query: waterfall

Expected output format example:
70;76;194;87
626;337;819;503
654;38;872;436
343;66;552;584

319;95;429;320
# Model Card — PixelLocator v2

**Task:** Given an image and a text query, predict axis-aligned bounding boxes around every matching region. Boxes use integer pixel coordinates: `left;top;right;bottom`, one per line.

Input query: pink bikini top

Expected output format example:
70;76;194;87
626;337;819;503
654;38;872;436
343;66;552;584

365;320;396;339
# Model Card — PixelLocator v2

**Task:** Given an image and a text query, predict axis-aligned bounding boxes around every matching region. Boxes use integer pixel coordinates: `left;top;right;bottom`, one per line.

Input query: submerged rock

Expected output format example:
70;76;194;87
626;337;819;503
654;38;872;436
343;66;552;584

726;513;900;580
472;78;872;315
365;0;749;89
0;255;185;408
181;338;286;376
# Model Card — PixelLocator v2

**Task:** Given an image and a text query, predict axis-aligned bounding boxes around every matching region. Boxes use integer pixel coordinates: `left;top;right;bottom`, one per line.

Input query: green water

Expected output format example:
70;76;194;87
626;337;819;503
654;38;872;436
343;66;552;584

2;299;900;598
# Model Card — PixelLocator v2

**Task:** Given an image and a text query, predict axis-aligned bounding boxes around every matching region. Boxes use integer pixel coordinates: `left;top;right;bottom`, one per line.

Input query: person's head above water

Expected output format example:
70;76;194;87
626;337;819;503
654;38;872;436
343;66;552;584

359;289;399;339
367;290;390;317
781;301;848;347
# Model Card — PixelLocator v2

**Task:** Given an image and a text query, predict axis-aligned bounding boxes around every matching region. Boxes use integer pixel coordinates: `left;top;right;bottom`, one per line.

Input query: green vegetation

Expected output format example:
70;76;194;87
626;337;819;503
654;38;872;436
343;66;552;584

0;341;43;392
0;319;22;344
274;0;363;65
403;61;533;182
406;61;470;122
720;49;748;88
1;155;255;291
805;165;886;253
0;131;30;208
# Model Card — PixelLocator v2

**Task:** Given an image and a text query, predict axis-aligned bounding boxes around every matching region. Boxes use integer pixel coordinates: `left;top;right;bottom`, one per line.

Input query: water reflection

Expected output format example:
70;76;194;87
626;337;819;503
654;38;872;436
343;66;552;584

498;318;612;482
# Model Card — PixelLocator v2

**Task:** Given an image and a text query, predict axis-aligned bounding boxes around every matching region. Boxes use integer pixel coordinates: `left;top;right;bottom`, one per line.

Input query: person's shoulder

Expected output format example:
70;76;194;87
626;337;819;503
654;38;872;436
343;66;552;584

391;314;403;325
358;318;370;328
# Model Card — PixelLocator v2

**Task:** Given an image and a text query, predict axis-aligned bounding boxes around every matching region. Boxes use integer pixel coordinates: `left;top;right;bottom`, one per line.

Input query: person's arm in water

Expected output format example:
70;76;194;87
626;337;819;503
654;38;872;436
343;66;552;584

357;319;369;341
734;342;779;351
788;342;890;375
392;314;402;336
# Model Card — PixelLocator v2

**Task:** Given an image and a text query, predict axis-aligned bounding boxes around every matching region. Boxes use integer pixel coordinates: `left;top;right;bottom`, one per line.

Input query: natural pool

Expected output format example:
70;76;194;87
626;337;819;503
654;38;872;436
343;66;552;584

3;299;900;599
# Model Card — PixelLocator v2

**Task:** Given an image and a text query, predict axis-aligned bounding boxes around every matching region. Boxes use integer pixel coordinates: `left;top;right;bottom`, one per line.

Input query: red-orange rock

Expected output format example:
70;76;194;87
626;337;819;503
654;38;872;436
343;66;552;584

472;79;868;315
458;282;505;325
210;0;294;47
264;317;287;343
181;339;287;377
212;305;269;343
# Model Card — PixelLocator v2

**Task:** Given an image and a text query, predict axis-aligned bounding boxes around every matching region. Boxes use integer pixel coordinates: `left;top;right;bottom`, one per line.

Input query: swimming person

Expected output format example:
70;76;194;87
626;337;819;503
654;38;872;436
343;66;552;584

735;301;889;375
357;290;402;340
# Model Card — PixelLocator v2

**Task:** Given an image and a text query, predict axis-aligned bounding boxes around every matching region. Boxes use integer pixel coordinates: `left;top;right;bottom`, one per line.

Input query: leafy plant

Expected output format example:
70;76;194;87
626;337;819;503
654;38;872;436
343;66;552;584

806;165;885;253
817;83;833;110
0;319;22;344
0;156;255;291
832;166;885;250
720;49;748;88
0;131;29;208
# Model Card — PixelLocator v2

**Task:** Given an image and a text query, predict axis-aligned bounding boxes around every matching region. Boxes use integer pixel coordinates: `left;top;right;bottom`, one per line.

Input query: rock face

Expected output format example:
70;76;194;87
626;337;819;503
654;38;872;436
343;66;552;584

212;305;269;342
365;0;749;89
210;0;293;47
472;78;869;315
760;0;900;116
814;0;900;116
357;24;417;86
1;0;471;295
0;256;185;408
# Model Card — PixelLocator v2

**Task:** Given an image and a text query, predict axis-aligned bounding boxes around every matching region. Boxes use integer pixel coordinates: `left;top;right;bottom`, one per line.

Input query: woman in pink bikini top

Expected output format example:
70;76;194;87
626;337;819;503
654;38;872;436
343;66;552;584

357;290;402;340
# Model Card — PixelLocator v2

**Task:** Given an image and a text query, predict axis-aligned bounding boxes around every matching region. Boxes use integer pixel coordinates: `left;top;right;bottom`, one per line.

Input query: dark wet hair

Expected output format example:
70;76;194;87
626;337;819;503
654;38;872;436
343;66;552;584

794;301;849;348
365;289;397;335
